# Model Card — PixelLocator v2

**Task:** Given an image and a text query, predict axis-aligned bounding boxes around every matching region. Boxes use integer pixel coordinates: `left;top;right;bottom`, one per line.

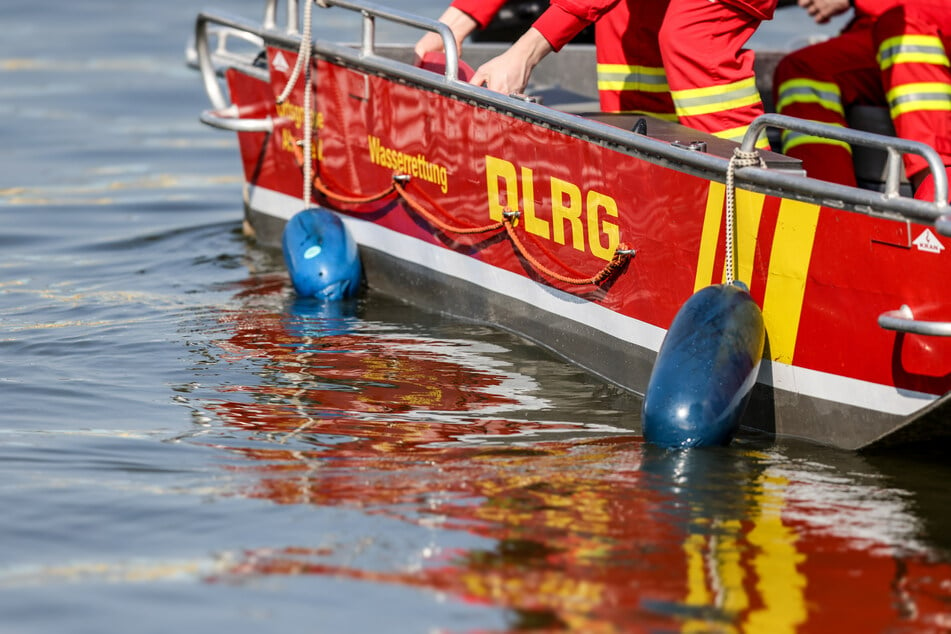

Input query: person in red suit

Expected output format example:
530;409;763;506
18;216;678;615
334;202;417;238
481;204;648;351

415;0;776;148
773;0;951;201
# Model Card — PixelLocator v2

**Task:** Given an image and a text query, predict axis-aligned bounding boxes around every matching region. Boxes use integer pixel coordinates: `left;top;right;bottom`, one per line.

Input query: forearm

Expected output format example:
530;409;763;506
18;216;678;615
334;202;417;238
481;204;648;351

450;0;509;29
532;0;621;51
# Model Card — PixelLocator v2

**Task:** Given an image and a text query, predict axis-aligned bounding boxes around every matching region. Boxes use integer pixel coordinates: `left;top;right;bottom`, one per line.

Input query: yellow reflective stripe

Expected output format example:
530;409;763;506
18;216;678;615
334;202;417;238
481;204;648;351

878;34;950;70
713;124;769;148
732;189;766;286
694;183;765;290
694;182;726;292
672;77;761;117
683;473;808;633
780;129;852;153
886;82;951;116
683;533;712;609
696;190;822;365
616;109;678;121
743;473;808;633
762;198;821;365
596;63;669;93
713;125;748;142
883;51;950;68
598;80;671;92
597;63;667;76
775;78;845;116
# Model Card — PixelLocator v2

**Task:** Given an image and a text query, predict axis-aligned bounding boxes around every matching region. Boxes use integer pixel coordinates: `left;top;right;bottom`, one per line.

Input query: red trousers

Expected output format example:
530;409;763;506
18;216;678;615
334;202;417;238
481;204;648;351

773;1;951;200
595;0;773;146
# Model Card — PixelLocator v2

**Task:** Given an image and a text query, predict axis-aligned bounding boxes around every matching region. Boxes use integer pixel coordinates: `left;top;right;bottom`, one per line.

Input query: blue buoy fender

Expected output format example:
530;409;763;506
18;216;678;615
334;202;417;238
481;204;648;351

642;283;765;448
282;207;363;300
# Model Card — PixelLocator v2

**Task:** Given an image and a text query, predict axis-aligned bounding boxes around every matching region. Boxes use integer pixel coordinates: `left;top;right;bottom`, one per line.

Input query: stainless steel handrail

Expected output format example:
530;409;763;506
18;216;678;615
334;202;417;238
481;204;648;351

742;113;949;204
264;0;299;35
878;304;951;337
320;0;460;82
195;11;273;131
258;0;460;81
200;104;274;133
192;0;951;233
311;36;951;227
196;0;461;133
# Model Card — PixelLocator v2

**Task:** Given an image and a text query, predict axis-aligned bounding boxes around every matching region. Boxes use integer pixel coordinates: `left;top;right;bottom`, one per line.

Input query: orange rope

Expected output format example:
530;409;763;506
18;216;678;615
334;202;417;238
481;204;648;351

393;179;504;236
519;226;593;280
315;171;633;286
313;174;396;205
501;218;632;285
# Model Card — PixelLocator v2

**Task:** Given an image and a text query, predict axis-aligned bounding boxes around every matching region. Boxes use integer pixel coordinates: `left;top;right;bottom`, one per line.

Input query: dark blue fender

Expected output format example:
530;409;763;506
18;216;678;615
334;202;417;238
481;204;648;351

282;207;363;301
642;283;766;448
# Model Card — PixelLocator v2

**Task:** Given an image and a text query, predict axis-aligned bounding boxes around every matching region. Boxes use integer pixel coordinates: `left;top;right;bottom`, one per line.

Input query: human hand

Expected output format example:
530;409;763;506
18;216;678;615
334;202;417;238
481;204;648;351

797;0;851;24
470;49;534;94
470;28;553;95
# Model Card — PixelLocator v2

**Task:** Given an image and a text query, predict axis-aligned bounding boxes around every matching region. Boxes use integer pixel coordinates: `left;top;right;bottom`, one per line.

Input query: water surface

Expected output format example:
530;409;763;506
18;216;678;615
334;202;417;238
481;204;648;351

2;1;949;632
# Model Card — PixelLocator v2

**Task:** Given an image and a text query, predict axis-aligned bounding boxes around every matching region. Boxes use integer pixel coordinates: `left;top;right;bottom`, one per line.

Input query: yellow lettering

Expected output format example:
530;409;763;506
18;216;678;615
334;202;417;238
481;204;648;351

486;156;518;222
281;128;296;153
586;191;619;261
367;135;449;193
483;156;623;259
521;166;550;239
551;177;584;251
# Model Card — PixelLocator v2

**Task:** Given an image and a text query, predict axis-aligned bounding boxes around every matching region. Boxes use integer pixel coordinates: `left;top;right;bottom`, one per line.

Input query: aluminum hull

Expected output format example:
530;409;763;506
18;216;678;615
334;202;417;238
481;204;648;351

192;0;951;450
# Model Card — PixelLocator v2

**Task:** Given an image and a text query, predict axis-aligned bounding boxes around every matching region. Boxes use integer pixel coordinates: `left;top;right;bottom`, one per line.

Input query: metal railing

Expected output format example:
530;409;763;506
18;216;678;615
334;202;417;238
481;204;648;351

256;0;461;80
191;0;951;336
193;0;464;131
194;11;273;132
191;0;951;230
878;305;951;337
742;113;949;205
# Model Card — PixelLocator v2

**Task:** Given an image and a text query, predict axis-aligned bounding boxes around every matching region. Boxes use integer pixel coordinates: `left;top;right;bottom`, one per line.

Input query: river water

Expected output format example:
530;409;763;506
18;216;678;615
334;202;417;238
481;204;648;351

2;1;950;632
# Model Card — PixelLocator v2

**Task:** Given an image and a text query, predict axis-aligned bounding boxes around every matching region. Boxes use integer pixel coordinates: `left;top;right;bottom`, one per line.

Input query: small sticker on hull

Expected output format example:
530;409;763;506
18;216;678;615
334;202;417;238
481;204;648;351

272;51;289;73
913;228;945;254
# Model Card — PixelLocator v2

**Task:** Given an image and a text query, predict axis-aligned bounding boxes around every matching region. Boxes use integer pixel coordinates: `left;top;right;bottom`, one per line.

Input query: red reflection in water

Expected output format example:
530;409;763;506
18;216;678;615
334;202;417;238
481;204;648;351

201;277;951;632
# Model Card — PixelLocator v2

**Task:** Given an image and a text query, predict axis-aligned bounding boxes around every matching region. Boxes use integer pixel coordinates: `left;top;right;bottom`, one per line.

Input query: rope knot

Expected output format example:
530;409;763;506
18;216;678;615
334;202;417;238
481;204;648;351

591;243;635;284
723;147;766;286
730;146;766;170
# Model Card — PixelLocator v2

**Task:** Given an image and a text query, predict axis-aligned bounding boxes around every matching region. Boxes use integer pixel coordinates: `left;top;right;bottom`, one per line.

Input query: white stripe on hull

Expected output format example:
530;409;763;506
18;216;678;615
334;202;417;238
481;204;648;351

247;184;937;419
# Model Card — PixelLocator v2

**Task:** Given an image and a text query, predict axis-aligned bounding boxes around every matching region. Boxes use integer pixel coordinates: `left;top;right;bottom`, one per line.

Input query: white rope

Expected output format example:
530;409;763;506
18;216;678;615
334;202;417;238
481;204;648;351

724;147;766;285
276;0;315;205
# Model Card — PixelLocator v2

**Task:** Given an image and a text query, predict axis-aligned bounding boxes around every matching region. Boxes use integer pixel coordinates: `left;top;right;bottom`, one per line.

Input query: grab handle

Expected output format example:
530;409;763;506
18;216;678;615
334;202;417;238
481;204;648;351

878;304;951;337
742;113;948;204
195;13;275;132
319;0;461;82
200;105;273;133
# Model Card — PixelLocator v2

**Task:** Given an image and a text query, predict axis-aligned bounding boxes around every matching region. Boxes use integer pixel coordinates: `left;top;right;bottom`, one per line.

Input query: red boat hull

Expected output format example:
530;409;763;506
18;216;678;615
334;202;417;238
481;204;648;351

215;44;951;450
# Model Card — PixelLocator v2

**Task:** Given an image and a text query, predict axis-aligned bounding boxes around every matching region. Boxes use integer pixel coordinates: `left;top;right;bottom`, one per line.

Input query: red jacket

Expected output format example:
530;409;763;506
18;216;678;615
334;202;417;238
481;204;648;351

451;0;604;50
452;0;776;51
853;0;903;17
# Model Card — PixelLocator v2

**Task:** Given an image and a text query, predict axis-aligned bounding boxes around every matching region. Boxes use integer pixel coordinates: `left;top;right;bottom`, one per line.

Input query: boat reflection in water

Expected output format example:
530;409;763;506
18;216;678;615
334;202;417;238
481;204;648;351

197;275;951;632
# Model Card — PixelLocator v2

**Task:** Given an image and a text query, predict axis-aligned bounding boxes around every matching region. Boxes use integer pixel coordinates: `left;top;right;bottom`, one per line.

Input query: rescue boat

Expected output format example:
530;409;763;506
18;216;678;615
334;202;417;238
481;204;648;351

188;0;951;450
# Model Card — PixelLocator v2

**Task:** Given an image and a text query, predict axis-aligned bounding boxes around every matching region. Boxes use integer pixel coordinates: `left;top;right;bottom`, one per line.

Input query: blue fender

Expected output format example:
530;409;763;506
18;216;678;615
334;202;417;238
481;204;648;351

642;283;765;448
282;207;363;301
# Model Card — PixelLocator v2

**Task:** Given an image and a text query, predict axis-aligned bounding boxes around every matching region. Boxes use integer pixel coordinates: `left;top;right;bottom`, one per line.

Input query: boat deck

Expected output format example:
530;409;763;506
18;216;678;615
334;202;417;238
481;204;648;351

583;113;803;172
